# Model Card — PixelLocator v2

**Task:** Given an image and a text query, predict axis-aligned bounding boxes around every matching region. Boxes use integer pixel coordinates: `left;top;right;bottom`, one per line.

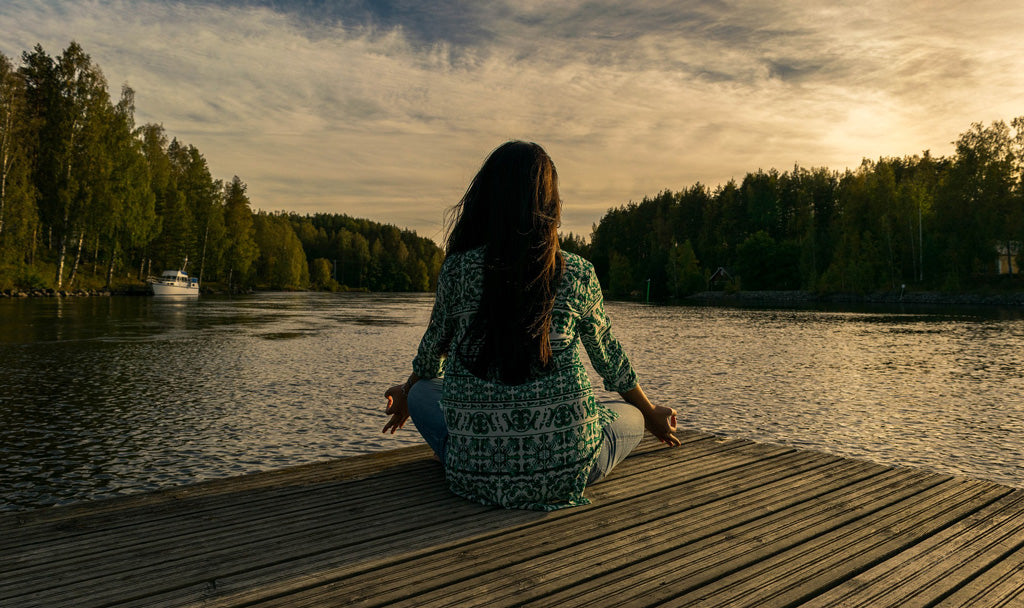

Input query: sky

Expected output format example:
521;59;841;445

3;0;1024;242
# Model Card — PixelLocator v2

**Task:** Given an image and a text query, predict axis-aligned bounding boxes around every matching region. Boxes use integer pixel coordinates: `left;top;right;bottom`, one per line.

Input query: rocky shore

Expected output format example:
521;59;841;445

1;286;150;298
1;285;250;298
5;287;1022;307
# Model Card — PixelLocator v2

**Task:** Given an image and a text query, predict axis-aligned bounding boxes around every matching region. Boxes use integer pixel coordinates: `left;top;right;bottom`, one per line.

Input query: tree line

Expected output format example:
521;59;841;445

5;43;1021;299
578;118;1024;299
0;42;443;293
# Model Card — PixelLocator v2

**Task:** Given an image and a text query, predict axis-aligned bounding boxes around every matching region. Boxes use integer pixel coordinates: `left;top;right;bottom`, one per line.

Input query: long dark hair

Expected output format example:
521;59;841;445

446;141;565;385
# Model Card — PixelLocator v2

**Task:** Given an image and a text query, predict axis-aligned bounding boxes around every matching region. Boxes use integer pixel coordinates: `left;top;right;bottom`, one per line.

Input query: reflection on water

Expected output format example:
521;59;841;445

2;293;1024;511
600;303;1024;493
0;293;430;510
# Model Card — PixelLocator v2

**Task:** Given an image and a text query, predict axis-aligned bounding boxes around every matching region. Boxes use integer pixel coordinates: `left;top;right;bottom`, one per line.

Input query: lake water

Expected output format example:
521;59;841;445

2;292;1023;511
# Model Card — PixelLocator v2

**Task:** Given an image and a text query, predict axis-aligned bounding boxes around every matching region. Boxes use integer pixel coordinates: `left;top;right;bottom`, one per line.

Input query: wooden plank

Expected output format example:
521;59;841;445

0;443;433;534
245;454;879;607
1;459;446;563
3;479;475;607
803;489;1024;607
1;464;445;574
5;440;706;608
0;477;454;604
504;466;933;608
403;462;889;608
655;479;1012;607
127;438;790;608
936;540;1024;607
118;439;798;608
4;432;1024;608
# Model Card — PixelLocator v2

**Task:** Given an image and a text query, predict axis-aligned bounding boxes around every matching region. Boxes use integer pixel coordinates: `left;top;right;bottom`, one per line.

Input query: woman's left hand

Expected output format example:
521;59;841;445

643;404;681;447
382;384;410;434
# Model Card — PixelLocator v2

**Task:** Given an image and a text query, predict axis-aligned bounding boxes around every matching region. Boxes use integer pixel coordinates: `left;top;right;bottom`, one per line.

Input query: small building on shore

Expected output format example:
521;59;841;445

708;266;733;290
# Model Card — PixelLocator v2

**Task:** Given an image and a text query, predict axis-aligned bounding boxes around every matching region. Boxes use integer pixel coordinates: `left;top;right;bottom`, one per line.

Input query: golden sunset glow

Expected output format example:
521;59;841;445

4;0;1023;239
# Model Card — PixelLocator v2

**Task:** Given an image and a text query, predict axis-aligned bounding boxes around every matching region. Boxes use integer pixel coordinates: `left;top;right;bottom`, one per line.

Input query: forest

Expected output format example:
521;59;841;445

3;42;1022;299
578;118;1024;299
0;42;443;293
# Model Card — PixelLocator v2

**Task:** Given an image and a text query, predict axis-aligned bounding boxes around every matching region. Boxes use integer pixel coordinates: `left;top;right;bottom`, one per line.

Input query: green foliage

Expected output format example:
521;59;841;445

18;42;115;288
310;257;341;291
666;240;703;296
734;232;801;290
587;120;1022;297
0;52;37;266
254;211;309;290
18;267;47;290
0;42;441;294
559;232;590;258
288;213;442;292
222;176;259;290
608;251;633;297
4;42;1023;298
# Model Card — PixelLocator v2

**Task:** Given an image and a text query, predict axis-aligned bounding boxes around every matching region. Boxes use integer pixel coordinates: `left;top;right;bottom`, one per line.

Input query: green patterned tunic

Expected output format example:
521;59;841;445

412;248;638;510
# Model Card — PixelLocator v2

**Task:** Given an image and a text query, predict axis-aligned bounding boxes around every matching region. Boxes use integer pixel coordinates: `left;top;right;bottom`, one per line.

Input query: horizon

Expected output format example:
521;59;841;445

3;1;1023;242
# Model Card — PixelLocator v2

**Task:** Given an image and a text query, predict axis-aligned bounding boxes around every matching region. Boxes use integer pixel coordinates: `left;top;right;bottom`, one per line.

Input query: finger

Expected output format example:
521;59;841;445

383;415;402;434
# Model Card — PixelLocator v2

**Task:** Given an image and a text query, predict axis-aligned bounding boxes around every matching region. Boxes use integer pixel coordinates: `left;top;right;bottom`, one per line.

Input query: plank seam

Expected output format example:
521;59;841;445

777;484;1017;608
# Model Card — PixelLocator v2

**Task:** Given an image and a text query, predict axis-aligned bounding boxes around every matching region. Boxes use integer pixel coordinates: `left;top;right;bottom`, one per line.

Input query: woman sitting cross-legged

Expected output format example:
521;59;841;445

383;140;680;511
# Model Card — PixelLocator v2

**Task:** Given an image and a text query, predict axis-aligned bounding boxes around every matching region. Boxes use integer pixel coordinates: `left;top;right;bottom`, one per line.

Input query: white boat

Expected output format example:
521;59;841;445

150;269;200;298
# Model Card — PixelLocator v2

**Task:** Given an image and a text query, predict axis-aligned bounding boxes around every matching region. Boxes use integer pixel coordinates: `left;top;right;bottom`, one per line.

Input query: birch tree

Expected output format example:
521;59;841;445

0;52;36;265
20;42;110;288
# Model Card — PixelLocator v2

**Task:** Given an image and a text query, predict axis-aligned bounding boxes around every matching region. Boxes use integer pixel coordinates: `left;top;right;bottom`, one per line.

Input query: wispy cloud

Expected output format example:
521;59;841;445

2;0;1023;239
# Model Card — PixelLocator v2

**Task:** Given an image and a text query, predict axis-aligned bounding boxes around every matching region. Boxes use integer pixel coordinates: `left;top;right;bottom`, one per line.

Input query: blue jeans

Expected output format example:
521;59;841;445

407;378;645;485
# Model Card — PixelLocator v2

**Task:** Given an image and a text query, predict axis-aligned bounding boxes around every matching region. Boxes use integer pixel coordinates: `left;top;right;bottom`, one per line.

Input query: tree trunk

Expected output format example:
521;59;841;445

67;231;85;287
0;111;10;239
1007;240;1016;276
908;218;917;283
91;234;100;275
199;223;209;284
0;145;7;239
106;241;117;288
54;236;67;289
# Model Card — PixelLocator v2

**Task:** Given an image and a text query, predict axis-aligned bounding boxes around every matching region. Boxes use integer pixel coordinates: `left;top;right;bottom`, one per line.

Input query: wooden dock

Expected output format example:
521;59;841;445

3;430;1024;607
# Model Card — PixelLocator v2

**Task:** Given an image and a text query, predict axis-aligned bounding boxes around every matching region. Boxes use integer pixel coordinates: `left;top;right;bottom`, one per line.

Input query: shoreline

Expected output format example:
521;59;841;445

5;286;1024;308
0;286;251;298
683;289;1024;307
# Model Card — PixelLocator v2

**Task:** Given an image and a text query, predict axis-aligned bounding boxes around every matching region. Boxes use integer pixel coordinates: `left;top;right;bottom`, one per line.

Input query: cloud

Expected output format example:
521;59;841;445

2;0;1023;240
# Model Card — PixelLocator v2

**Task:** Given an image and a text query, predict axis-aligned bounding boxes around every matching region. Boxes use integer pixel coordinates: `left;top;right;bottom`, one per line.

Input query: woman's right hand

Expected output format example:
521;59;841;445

643;404;680;447
382;384;410;434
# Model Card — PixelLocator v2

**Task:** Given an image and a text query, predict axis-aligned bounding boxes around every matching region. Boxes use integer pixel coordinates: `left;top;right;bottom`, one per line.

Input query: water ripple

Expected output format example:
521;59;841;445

2;294;1024;511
